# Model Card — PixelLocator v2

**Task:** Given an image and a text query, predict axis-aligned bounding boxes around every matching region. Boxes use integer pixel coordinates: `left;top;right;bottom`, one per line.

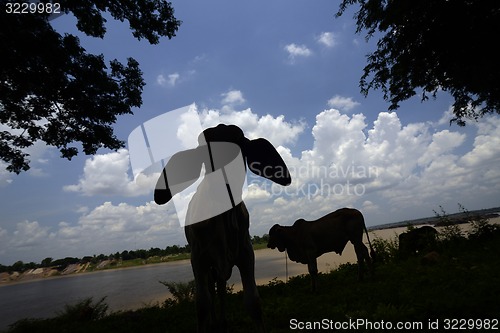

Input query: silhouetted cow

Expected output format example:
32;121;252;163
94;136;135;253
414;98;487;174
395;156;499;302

267;208;375;291
398;226;438;257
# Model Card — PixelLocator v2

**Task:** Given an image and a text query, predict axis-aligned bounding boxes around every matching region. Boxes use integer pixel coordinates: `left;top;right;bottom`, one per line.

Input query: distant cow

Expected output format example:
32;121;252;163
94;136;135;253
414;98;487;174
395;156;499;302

398;226;438;257
267;208;375;291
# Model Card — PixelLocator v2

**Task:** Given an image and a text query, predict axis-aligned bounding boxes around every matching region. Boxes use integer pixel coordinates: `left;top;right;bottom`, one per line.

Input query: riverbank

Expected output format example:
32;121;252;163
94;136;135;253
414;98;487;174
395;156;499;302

0;253;193;285
2;213;498;286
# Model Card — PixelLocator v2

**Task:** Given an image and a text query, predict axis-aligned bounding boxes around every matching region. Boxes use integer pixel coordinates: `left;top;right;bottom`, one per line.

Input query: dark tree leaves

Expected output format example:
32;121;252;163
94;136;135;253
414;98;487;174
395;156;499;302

59;0;180;44
336;0;500;125
0;0;181;173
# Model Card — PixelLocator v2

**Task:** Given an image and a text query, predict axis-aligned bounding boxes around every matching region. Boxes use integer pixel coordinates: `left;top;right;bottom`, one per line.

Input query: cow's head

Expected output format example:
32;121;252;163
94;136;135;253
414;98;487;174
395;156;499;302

267;224;287;252
154;124;291;207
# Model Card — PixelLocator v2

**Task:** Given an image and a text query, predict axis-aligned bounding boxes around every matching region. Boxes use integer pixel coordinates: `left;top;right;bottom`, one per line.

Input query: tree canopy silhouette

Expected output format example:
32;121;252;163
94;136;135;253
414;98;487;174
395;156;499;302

336;0;500;125
0;0;181;173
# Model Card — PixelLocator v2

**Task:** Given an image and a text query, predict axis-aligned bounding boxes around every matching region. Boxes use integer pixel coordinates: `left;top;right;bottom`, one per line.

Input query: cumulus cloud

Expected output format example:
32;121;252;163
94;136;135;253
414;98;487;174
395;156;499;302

65;201;182;254
244;109;500;232
64;149;157;197
10;221;52;250
284;43;312;63
460;116;500;168
327;95;361;112
65;104;304;198
316;32;337;48
418;130;466;166
199;107;305;147
65;103;500;232
246;183;271;201
0;202;184;263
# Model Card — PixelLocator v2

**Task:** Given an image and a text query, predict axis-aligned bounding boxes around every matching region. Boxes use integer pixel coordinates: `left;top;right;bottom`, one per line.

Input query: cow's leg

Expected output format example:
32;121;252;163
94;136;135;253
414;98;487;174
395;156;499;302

191;256;214;333
307;258;318;292
216;277;227;332
353;242;371;280
194;276;213;332
236;242;266;333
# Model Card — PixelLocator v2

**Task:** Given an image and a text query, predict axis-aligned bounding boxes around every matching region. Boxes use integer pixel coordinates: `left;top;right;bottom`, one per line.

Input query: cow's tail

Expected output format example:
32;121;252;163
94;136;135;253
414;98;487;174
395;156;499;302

363;220;376;263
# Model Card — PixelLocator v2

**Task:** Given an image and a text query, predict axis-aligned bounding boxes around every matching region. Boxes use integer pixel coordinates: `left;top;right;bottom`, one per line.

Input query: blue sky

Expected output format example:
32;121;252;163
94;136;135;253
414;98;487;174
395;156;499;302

1;0;499;265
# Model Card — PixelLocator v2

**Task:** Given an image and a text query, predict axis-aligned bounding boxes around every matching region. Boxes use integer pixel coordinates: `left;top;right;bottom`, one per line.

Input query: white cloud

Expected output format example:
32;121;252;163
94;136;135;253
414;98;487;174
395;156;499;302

199;107;305;147
436;106;455;126
316;32;337;48
418;130;466;166
156;74;166;86
0;202;184;263
284;43;312;63
124;105;498;230
63;104;500;232
156;73;180;87
246;183;271;201
244;108;500;233
168;73;180;86
460;116;500;168
64;149;156;197
11;221;52;250
65;105;304;198
221;90;245;105
69;200;182;253
327;95;361;112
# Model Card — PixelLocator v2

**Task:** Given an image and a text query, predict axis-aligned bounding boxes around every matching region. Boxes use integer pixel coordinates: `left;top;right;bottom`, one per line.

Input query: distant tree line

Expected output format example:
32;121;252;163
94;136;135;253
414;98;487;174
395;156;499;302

251;234;269;245
0;235;269;273
0;244;190;273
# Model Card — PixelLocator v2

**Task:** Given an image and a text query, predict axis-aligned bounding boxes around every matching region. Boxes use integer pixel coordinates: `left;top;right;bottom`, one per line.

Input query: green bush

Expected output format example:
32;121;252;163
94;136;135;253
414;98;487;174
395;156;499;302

159;280;196;304
371;235;399;263
434;205;465;243
56;297;108;322
464;206;500;241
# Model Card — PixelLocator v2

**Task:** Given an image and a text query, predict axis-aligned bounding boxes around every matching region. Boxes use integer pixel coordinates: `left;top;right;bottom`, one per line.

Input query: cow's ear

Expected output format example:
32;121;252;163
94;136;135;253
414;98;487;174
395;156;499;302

154;146;207;205
243;138;291;186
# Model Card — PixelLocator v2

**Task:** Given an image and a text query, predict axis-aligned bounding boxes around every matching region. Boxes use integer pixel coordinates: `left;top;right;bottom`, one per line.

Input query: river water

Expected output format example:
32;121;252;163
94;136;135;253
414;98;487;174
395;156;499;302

0;248;329;331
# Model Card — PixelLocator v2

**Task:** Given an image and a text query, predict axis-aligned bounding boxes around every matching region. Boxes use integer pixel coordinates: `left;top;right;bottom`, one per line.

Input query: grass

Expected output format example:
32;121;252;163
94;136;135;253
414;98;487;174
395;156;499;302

4;220;500;333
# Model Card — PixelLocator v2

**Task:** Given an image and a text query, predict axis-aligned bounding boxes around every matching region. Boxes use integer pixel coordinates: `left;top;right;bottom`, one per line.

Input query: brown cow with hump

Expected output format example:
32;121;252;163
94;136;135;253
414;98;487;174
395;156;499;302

268;208;375;291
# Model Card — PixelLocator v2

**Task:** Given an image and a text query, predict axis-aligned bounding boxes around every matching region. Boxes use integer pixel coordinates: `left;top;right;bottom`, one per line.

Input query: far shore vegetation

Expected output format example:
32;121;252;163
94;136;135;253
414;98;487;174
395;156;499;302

2;206;500;333
0;235;271;279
